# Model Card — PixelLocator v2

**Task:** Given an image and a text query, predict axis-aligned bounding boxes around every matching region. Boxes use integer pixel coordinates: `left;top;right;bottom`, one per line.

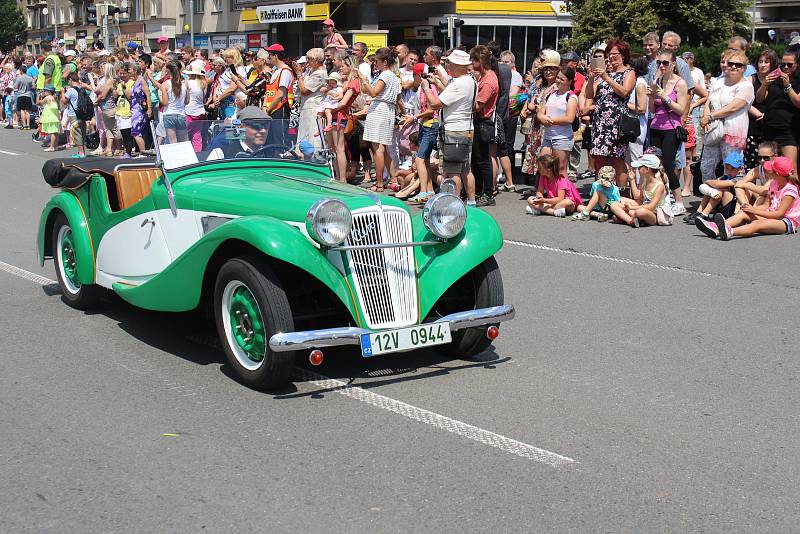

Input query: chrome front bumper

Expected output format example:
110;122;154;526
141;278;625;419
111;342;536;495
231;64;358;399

268;304;515;353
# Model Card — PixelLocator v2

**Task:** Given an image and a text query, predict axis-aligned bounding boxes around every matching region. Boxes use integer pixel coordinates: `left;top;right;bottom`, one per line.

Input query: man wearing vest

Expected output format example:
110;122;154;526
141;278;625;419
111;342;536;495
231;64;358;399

263;43;294;149
36;40;63;93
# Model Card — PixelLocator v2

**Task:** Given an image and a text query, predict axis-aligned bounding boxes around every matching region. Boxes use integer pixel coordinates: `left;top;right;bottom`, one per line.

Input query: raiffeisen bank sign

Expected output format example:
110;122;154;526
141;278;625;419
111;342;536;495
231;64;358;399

256;2;308;23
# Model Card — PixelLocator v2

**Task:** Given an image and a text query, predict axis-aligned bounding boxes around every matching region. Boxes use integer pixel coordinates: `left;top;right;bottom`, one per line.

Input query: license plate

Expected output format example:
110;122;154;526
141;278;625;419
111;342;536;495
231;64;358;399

360;323;452;357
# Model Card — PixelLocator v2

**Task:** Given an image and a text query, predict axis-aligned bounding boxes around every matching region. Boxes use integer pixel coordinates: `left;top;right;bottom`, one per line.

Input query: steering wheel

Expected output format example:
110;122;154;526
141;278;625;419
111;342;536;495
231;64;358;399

240;144;291;159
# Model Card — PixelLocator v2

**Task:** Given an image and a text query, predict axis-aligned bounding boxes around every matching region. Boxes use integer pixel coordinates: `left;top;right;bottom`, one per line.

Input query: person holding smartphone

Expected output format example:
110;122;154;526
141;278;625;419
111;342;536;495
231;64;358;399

756;50;800;169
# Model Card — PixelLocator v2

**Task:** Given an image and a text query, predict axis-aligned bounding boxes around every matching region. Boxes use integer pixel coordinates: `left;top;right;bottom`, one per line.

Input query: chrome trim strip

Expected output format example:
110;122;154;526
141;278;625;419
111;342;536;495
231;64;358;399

268;304;515;352
330;240;441;251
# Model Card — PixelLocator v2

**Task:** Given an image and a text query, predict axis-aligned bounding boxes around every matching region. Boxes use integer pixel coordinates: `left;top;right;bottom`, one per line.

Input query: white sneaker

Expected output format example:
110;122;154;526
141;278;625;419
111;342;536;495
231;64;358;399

466;199;477;206
698;184;721;199
671;204;687;216
525;205;541;215
553;208;566;217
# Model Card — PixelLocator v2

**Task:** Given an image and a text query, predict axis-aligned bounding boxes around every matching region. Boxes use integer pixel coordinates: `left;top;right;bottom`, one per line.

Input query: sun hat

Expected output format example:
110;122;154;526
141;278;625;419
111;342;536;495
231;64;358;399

326;72;340;82
265;43;285;53
631;153;661;169
540;50;561;68
723;152;744;169
157;35;169;43
182;60;206;76
764;156;795;177
442;49;470;66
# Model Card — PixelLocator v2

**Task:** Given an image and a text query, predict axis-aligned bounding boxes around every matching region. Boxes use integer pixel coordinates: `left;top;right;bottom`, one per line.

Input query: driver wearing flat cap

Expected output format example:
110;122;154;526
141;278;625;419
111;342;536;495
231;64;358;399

206;106;273;160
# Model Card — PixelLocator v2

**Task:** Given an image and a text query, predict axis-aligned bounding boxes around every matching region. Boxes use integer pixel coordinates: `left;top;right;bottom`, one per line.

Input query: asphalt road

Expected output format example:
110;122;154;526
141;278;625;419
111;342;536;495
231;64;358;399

1;130;798;533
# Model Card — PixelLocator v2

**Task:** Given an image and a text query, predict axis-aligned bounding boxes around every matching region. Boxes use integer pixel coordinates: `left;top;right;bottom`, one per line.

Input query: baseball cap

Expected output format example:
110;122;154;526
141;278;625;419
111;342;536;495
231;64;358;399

682;51;695;59
561;51;580;63
412;62;426;76
296;55;308;64
63;50;77;58
57;38;65;45
127;41;139;49
322;18;335;26
157;35;169;43
442;49;470;66
631;154;661;170
723;152;744;169
540;50;561;68
764;156;795;177
237;106;271;122
265;43;285;53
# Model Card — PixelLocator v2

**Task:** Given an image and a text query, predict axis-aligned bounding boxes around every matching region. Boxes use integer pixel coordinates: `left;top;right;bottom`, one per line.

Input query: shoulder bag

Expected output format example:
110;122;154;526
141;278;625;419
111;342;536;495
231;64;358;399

439;79;477;163
616;70;641;143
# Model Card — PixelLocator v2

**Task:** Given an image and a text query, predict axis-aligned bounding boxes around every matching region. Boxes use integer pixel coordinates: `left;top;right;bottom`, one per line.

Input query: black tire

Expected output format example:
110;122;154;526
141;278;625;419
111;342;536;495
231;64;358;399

433;256;504;359
214;256;295;390
51;213;102;310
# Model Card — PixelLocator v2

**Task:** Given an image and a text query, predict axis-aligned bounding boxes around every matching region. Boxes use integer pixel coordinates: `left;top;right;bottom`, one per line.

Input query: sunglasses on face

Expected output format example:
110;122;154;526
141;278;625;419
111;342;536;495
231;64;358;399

758;155;773;161
656;60;671;67
243;120;271;130
727;62;745;69
780;62;795;69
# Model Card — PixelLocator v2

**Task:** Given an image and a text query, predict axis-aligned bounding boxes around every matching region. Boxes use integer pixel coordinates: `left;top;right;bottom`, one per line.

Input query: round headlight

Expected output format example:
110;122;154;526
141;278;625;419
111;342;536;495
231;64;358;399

305;199;353;247
423;193;467;239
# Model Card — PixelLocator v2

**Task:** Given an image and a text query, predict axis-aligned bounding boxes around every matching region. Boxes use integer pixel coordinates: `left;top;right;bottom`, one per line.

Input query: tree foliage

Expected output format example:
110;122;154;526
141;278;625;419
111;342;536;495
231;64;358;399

565;0;751;52
0;0;27;54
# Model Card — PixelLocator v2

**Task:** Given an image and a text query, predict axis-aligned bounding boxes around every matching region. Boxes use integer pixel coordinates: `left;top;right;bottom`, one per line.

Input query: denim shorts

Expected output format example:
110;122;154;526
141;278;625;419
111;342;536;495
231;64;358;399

542;136;574;151
783;218;797;234
417;122;440;159
163;114;187;130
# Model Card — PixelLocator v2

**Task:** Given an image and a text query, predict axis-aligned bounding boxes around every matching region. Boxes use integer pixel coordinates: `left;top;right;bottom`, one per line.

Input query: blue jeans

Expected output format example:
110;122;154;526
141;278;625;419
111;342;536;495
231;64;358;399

417;122;440;159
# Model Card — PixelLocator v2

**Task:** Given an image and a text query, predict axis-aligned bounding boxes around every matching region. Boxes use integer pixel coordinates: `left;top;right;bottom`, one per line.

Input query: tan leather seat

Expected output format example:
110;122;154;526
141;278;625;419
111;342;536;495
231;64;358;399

115;168;162;210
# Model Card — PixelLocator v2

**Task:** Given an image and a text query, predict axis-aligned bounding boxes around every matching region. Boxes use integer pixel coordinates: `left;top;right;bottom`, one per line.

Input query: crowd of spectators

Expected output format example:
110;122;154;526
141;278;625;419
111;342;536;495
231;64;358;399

2;21;800;237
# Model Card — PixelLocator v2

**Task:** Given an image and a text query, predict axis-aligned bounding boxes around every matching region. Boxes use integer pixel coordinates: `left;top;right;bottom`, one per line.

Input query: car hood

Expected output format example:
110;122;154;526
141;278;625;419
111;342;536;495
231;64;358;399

177;166;406;221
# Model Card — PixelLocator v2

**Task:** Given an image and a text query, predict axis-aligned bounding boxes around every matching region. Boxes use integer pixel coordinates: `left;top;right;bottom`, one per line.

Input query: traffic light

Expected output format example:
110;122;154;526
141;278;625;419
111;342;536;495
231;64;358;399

453;18;464;30
107;4;128;16
86;5;97;25
438;19;449;35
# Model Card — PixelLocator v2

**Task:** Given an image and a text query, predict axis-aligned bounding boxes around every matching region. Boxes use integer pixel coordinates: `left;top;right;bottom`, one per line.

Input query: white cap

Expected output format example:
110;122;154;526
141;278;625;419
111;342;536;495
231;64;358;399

443;49;470;66
63;49;77;58
297;55;308;64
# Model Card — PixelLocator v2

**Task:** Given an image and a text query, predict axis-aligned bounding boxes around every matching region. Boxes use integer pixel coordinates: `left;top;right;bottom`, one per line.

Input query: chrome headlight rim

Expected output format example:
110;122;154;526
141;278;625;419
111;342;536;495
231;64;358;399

422;192;467;240
305;198;353;247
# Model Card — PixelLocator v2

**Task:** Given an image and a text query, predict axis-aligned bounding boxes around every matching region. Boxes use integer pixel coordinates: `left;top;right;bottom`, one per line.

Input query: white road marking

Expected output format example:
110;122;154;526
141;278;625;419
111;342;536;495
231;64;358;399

295;368;576;466
0;149;20;156
3;259;576;467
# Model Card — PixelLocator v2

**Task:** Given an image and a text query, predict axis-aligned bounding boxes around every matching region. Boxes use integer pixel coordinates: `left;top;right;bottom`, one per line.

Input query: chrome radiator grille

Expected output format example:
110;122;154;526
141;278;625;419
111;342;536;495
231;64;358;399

344;207;418;329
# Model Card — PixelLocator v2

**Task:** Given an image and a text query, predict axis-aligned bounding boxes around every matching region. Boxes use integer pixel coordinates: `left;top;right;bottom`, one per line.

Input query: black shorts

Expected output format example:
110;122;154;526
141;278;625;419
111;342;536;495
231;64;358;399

762;125;799;148
581;126;592;150
16;96;32;111
719;198;737;219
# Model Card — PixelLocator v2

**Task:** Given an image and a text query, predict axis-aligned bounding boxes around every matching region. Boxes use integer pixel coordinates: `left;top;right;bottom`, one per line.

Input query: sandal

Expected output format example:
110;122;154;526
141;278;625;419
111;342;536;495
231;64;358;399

369;185;384;193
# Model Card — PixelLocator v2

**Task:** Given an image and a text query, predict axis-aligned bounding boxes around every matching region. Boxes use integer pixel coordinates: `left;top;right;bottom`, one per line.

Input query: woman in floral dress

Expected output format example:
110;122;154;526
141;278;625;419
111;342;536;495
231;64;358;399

521;52;560;177
584;40;635;187
129;63;151;155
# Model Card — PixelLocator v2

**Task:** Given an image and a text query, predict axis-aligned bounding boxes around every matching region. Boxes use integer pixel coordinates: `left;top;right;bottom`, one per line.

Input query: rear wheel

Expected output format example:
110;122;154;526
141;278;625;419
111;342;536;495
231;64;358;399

433;256;504;359
52;213;101;310
214;256;295;390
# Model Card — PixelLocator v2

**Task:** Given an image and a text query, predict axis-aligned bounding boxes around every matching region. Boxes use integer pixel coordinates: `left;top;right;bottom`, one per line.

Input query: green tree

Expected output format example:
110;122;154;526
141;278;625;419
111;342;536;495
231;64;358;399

565;0;750;52
0;0;27;53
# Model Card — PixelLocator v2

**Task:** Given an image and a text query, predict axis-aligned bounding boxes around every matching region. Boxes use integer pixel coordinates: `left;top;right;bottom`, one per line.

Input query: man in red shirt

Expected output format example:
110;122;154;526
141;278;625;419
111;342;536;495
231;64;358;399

471;45;499;206
561;51;585;93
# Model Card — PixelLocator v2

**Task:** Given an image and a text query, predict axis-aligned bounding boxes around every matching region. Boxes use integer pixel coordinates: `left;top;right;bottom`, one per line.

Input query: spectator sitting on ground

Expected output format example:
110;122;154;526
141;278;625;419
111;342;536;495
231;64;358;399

690;152;745;223
733;141;778;207
572;166;621;222
525;153;582;217
613;153;668;228
697;156;800;240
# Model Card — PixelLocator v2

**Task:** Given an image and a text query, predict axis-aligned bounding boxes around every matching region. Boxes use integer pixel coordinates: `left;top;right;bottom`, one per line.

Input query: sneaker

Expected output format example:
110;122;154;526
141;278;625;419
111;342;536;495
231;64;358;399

596;213;609;223
571;210;590;221
683;212;697;223
714;213;732;241
4;125;13;129
465;199;477;207
630;217;640;228
476;194;496;207
695;216;719;238
499;183;516;192
525;204;541;215
70;153;86;159
671;204;687;216
553;207;566;217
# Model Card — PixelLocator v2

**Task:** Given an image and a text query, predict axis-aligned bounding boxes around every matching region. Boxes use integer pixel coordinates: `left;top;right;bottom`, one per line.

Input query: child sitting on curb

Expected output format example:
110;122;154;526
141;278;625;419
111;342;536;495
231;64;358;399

611;154;669;228
571;166;620;222
733;141;777;208
697;156;800;240
686;152;744;223
526;154;583;217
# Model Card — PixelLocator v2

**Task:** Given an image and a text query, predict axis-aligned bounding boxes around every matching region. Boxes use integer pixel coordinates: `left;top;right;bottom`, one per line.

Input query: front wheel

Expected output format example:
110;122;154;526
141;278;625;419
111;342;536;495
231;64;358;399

433;256;504;359
52;213;102;310
214;256;295;390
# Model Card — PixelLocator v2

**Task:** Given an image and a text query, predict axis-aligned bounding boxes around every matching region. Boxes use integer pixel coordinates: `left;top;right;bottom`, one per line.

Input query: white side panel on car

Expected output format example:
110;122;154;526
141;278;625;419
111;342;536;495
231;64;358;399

96;211;173;279
154;208;205;260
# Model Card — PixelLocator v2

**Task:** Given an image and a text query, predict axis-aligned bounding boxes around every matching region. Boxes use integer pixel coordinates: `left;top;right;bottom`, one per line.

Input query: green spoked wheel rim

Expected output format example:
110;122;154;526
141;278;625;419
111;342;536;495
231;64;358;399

57;225;81;295
221;280;267;370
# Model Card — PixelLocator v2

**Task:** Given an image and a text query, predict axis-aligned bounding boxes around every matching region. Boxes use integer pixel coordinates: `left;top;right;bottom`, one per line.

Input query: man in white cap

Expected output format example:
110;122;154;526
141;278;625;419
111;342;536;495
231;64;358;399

419;49;478;205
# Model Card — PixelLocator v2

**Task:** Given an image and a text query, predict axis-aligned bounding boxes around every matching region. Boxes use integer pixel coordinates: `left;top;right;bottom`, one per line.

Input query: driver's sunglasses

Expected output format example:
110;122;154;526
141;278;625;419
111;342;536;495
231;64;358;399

243;120;271;130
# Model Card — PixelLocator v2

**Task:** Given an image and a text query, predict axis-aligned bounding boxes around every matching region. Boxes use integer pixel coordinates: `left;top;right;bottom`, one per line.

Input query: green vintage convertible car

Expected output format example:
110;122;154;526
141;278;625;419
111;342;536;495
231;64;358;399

37;118;514;389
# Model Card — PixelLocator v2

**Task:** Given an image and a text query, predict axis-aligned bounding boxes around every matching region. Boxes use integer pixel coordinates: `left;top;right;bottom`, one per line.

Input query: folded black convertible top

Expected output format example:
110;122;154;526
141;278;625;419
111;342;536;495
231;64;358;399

42;156;157;189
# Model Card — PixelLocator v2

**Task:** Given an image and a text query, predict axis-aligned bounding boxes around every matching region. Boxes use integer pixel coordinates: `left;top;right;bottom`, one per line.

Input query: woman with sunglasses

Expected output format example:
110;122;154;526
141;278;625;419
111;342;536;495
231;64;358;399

699;50;755;181
756;50;800;170
648;49;689;214
520;50;560;179
744;49;777;171
584;39;636;188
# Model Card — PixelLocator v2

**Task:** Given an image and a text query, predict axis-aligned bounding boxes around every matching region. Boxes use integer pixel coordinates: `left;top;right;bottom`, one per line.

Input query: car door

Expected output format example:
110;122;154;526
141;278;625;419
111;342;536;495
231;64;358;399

95;206;174;279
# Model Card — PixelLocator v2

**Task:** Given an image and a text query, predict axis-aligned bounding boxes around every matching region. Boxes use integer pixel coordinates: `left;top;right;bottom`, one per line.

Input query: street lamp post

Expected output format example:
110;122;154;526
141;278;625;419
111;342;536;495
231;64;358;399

752;0;757;43
189;0;194;48
53;0;58;41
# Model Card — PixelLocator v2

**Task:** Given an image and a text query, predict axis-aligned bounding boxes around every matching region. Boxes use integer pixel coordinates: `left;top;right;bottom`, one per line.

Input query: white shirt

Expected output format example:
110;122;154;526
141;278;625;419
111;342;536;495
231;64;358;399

690;67;706;103
510;69;524;91
438;74;477;132
206;140;253;161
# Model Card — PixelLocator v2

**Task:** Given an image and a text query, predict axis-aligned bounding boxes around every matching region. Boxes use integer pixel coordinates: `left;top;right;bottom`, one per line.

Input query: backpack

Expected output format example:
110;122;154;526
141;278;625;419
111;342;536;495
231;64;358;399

71;88;94;121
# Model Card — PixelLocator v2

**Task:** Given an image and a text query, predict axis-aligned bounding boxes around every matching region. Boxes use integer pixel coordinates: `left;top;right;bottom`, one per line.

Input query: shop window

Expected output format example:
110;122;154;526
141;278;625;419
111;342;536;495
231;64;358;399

459;25;477;50
494;26;510;50
526;26;542;67
542;27;557;51
510;26;527;72
478;26;493;45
